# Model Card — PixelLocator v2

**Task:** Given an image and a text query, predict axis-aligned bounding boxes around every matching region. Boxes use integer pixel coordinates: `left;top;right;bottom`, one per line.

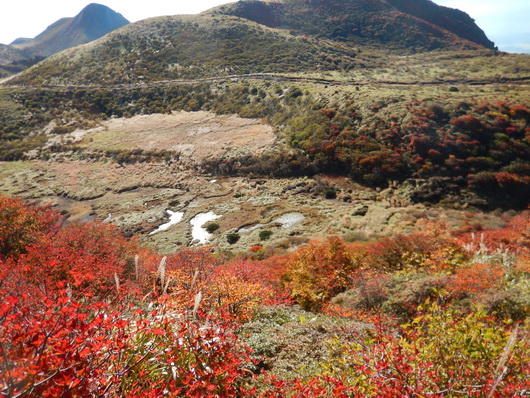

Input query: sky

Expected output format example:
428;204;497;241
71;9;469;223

0;0;529;53
434;0;530;53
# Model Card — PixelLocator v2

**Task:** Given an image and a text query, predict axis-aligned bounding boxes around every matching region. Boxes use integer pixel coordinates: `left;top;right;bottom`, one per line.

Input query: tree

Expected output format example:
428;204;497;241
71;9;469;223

284;237;361;311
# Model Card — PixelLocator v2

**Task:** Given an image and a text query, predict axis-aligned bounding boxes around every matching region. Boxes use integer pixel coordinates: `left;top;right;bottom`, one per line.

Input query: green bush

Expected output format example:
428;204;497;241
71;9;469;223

324;189;337;199
206;223;220;233
259;230;273;241
227;233;240;244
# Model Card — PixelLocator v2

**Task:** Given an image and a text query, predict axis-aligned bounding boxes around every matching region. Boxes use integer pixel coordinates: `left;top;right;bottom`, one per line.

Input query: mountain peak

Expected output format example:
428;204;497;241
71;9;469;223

13;3;130;57
0;3;130;77
81;2;112;11
70;3;130;43
9;38;32;46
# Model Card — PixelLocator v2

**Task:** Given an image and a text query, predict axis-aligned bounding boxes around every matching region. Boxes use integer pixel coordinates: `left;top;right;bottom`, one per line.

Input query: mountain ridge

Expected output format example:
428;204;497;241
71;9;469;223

13;3;130;57
6;0;498;86
207;0;495;50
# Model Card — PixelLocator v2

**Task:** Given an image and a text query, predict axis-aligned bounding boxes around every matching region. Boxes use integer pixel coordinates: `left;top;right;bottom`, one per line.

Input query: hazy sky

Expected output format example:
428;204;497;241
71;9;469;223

435;0;530;52
1;0;529;52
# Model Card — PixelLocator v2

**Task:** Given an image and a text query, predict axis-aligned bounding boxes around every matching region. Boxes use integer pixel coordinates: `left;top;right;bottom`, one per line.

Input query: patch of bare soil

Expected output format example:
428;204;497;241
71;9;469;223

77;111;276;162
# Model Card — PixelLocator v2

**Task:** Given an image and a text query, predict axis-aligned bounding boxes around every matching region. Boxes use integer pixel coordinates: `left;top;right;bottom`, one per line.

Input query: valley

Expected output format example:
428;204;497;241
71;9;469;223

1;0;530;395
1;76;524;253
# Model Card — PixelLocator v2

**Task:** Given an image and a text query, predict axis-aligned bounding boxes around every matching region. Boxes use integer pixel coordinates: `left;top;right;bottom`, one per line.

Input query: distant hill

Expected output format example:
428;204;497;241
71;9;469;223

0;3;129;77
10;38;32;45
7;0;497;86
13;3;130;57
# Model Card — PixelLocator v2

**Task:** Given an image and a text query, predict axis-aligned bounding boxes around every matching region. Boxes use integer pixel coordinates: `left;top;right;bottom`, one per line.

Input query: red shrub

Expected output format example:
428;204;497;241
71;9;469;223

451;114;483;132
447;263;505;296
19;222;137;298
0;196;62;260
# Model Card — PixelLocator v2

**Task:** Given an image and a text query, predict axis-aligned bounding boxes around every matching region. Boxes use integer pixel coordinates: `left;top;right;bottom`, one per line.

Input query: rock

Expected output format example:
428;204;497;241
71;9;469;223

352;205;369;216
337;193;352;203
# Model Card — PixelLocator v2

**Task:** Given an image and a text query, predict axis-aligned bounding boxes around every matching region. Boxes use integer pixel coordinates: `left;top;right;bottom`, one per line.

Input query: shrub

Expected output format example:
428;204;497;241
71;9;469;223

447;262;505;298
485;288;530;321
283;237;361;311
0;196;62;260
20;221;137;298
249;245;263;252
206;222;220;233
259;230;273;241
0;286;253;397
227;233;241;244
319;303;530;396
324;189;337;199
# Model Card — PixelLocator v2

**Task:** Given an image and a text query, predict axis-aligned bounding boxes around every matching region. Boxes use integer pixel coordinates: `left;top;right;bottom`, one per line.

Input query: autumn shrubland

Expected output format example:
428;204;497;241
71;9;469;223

1;0;530;394
1;195;529;396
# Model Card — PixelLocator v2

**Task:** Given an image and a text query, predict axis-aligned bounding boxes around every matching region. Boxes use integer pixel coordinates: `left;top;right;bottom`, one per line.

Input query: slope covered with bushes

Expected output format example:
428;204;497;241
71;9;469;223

1;195;529;396
7;14;360;86
211;0;493;50
3;76;529;208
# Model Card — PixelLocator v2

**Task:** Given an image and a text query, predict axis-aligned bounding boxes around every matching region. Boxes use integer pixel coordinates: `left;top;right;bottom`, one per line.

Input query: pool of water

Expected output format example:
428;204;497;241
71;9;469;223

150;210;185;235
238;223;264;233
272;212;305;229
190;211;221;244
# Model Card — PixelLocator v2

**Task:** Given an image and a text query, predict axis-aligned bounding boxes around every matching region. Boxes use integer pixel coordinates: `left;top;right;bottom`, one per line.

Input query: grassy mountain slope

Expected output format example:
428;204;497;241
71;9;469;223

8;14;362;86
6;0;499;86
208;0;493;50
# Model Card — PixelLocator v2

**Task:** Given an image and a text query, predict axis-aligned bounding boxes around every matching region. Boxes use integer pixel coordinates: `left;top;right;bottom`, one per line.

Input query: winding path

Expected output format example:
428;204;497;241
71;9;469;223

3;72;530;91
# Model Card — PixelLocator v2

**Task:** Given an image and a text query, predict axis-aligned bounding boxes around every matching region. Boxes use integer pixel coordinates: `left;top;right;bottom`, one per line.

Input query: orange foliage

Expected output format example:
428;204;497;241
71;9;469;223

2;194;530;395
447;263;505;296
0;196;62;260
459;211;530;256
364;221;466;273
149;249;290;320
284;236;361;310
19;221;138;298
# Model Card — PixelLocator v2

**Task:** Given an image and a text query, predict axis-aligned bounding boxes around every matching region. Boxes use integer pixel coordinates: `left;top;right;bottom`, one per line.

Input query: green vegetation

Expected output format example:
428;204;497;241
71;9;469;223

206;223;220;233
227;232;241;244
259;230;273;241
2;75;529;208
324;188;337;199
